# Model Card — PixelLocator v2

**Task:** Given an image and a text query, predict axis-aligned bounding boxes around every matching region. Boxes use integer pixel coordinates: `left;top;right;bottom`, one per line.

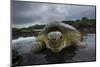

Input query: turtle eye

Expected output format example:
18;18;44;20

60;36;62;39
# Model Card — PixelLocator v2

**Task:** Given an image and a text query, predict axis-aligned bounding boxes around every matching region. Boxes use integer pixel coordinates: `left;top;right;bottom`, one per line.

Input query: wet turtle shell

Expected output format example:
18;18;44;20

36;22;85;52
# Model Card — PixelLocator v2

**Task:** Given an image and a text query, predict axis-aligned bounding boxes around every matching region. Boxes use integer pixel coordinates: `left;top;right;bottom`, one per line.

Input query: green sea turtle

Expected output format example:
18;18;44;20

32;21;86;53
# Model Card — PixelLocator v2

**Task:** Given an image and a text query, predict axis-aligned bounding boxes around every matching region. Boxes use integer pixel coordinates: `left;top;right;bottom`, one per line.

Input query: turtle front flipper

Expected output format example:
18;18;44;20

32;41;46;53
76;41;87;48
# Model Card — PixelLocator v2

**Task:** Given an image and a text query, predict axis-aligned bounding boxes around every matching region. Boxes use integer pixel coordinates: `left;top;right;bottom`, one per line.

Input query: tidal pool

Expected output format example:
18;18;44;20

12;34;96;66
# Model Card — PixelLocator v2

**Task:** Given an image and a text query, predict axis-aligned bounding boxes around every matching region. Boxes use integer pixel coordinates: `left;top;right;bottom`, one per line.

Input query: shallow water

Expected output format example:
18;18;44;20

12;34;96;66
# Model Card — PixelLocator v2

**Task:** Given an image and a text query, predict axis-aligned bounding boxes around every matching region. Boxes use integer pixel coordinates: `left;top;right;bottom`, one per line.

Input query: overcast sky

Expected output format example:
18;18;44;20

12;1;96;28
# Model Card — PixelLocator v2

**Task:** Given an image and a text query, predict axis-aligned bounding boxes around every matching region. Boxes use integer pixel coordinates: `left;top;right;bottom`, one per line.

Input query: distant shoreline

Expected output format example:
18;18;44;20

12;18;96;39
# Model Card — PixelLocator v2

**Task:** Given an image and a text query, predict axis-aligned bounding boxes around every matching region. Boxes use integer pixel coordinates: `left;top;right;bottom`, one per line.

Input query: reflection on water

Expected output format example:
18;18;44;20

12;34;96;66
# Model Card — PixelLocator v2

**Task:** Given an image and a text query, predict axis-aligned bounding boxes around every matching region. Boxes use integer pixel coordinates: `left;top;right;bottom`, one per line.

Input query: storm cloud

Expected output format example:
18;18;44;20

12;1;96;28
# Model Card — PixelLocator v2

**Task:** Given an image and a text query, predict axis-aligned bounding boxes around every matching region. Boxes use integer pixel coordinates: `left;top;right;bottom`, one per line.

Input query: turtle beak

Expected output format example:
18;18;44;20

50;48;61;53
48;39;60;48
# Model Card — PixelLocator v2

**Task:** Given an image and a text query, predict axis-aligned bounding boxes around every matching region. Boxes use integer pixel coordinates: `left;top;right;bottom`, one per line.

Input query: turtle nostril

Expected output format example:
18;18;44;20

53;39;57;41
50;39;56;42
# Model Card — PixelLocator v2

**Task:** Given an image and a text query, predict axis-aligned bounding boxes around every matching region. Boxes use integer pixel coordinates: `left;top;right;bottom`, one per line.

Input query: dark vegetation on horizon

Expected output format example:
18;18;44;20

12;17;96;39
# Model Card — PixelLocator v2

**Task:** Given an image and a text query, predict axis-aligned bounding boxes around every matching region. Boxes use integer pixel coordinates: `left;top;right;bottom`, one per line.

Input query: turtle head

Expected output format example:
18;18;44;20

47;31;64;53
